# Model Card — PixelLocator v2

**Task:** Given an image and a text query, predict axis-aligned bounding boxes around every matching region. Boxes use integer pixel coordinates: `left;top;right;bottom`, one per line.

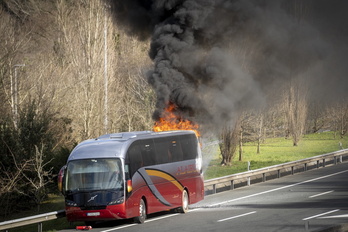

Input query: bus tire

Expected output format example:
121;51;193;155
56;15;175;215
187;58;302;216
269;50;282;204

134;199;146;224
179;190;189;213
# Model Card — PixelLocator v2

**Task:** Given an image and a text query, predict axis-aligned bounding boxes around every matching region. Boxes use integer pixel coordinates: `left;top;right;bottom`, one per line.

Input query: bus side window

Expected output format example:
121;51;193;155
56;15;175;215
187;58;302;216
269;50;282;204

181;134;198;160
170;137;184;162
124;164;130;180
127;142;143;177
154;137;171;164
140;139;156;166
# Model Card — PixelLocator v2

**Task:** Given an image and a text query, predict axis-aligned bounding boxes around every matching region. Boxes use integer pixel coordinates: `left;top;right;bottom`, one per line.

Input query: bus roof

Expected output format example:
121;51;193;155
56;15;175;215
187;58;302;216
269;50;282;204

67;130;196;161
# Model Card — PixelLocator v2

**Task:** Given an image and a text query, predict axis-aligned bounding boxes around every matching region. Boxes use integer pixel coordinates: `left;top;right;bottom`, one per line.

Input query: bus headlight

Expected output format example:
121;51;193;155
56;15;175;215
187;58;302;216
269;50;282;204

108;197;124;205
66;200;78;207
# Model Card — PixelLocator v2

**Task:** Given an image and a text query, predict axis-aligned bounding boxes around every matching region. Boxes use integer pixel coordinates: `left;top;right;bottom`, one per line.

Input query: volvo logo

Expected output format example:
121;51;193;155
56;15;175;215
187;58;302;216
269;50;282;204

87;195;98;202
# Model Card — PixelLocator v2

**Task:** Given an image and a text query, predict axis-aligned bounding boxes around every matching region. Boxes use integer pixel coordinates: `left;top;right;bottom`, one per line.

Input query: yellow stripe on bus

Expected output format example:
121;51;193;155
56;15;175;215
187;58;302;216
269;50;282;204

146;169;184;192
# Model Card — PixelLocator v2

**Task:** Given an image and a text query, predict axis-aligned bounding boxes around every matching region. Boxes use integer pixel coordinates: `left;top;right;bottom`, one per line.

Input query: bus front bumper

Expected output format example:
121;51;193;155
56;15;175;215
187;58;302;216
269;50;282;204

66;204;127;222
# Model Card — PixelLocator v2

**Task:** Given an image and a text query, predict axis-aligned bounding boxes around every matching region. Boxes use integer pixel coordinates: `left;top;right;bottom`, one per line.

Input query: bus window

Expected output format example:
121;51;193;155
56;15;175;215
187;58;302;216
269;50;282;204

140;139;156;166
66;158;123;191
127;142;143;177
181;134;198;160
169;138;183;162
154;137;171;164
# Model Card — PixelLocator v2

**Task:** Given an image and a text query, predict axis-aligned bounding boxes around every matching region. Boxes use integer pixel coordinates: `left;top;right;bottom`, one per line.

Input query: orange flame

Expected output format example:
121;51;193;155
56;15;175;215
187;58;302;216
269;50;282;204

153;103;200;137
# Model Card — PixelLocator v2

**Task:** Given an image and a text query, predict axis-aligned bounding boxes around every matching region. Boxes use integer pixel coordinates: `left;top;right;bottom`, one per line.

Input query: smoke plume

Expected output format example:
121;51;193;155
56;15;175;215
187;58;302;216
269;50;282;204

106;0;348;132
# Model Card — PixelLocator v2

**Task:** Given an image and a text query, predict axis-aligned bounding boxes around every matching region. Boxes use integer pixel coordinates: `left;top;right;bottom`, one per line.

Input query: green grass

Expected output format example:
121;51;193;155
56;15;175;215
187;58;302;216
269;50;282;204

203;131;348;179
4;131;348;231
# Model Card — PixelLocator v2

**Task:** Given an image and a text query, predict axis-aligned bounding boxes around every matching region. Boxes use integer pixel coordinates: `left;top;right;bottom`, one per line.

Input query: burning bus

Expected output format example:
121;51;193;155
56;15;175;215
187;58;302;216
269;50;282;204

58;130;204;225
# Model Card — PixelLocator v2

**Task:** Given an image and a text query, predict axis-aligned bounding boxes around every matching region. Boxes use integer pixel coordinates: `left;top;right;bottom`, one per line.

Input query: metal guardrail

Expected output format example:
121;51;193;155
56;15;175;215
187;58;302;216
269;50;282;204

1;149;347;232
204;149;348;194
0;210;65;232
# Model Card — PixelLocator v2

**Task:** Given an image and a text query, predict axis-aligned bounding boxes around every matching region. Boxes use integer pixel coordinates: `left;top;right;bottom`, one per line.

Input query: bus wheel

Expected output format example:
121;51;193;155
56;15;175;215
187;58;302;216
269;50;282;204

134;199;146;224
179;190;189;213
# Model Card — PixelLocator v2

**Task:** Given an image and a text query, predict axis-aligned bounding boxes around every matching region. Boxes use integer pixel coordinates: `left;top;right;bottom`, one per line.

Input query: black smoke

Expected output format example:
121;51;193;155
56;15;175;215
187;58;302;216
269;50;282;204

105;0;348;131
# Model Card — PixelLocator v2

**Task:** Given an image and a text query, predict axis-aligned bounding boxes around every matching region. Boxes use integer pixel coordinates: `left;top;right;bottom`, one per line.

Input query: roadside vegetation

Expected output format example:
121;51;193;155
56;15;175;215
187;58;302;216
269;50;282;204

203;131;347;179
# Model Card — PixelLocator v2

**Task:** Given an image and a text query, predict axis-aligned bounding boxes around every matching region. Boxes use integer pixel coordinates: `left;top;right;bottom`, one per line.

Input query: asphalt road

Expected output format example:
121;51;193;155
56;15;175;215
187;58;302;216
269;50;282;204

59;162;348;232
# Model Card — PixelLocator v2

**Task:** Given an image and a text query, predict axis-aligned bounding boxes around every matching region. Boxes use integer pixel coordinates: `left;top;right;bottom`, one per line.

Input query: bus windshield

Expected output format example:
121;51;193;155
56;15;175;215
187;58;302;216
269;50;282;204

66;158;123;192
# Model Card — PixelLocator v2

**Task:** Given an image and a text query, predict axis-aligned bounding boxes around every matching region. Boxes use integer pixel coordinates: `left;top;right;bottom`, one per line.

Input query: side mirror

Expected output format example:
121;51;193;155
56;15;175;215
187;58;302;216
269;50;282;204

58;165;67;194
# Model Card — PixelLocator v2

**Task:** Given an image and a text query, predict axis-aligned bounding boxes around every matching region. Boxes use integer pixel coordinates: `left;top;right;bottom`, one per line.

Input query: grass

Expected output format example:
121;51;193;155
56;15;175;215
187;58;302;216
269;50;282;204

3;131;348;231
203;131;348;179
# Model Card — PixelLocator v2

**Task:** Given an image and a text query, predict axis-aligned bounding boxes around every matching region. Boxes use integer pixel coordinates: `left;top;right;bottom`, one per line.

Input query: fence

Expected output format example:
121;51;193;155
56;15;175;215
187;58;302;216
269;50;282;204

0;210;65;232
204;149;348;194
1;149;348;232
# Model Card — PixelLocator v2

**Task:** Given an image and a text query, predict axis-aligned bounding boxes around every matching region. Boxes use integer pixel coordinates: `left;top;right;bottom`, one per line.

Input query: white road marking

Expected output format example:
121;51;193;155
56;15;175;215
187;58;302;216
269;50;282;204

145;213;179;222
302;209;340;221
209;169;348;207
217;211;257;222
100;212;184;231
319;214;348;219
309;190;334;198
101;223;136;232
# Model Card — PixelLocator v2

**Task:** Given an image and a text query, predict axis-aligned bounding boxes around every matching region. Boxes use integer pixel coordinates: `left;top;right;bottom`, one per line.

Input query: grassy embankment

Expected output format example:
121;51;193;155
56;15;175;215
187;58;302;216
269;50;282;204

203;131;347;179
5;131;348;232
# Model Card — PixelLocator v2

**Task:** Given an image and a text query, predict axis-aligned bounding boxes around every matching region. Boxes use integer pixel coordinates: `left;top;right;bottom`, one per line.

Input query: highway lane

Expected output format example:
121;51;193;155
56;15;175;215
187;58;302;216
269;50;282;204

59;162;348;232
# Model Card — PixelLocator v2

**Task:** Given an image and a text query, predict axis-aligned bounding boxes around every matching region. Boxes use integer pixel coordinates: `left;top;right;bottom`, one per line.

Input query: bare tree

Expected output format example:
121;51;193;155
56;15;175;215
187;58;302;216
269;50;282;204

238;123;244;161
256;112;264;154
0;142;29;195
307;101;329;133
0;5;32;129
283;78;308;146
0;137;31;216
328;101;348;139
219;119;241;166
22;144;53;211
105;31;154;132
55;0;154;140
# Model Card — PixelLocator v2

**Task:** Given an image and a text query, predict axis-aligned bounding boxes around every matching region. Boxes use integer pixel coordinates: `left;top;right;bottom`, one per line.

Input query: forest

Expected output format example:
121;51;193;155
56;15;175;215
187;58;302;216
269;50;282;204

0;0;347;217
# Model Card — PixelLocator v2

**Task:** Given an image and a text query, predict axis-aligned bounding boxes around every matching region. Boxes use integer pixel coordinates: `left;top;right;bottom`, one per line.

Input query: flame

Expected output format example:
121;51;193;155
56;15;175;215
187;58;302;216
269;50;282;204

153;103;200;137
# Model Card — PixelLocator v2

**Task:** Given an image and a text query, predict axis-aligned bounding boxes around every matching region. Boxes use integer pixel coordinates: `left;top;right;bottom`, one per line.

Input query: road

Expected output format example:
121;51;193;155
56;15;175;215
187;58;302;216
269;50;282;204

59;162;348;232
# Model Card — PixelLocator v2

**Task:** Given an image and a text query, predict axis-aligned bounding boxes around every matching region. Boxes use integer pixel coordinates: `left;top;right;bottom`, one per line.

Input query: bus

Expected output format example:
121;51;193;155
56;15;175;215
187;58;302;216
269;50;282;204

58;130;204;224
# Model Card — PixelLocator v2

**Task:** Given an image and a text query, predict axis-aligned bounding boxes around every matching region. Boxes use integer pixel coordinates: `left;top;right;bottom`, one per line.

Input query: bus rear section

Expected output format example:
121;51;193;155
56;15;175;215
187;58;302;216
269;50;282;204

58;130;204;224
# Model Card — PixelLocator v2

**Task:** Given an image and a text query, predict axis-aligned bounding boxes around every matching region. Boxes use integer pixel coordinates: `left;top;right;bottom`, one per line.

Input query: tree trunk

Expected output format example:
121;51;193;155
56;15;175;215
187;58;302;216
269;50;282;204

256;114;263;154
239;128;243;161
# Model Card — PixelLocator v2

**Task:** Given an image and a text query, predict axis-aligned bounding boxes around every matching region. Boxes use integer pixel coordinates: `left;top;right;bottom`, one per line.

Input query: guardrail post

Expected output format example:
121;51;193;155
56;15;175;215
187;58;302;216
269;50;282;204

213;184;216;194
277;170;280;178
38;222;42;232
340;155;343;163
334;156;337;165
323;159;325;167
316;160;319;169
304;163;307;171
247;177;250;186
262;173;266;182
291;166;294;175
230;180;234;190
305;220;309;231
